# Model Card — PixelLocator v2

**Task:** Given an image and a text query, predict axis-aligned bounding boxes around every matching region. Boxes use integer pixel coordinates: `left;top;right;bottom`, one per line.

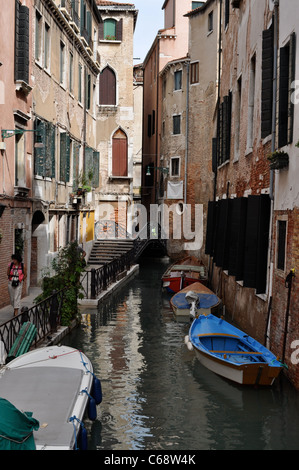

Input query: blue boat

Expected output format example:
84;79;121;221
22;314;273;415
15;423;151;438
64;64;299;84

185;314;283;385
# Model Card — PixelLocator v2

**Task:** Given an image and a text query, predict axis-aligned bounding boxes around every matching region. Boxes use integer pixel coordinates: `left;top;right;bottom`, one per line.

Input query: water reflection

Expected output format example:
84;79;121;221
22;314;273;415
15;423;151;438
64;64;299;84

64;258;299;450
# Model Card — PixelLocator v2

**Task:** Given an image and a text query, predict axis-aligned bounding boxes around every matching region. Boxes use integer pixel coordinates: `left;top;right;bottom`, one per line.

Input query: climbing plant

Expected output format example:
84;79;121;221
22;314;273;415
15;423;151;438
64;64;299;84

35;242;86;326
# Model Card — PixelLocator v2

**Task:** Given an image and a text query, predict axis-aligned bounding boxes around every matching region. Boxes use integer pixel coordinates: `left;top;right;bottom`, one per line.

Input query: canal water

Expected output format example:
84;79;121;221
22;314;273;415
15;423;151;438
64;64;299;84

63;258;299;450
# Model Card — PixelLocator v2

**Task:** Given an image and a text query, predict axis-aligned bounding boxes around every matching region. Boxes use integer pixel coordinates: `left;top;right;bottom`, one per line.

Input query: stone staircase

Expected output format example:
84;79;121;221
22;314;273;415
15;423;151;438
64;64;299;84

87;239;135;266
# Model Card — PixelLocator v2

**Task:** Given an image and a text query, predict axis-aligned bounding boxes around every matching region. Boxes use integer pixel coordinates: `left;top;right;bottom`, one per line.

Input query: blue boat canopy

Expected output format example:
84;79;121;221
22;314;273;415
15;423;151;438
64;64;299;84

0;398;39;450
172;293;219;310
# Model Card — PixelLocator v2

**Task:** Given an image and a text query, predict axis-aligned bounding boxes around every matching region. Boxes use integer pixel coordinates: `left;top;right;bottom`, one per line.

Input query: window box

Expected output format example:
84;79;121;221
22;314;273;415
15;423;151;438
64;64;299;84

267;151;289;170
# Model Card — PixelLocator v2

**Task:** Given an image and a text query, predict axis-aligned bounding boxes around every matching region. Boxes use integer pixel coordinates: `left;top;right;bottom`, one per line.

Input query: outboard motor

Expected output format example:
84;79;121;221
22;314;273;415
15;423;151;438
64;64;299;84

185;291;199;319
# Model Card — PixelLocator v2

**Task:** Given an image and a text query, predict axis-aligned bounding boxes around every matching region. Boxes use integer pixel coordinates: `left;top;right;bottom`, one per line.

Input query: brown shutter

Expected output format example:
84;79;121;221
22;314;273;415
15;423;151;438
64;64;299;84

112;130;127;176
261;24;274;139
99;67;116;105
116;18;123;41
99;22;104;40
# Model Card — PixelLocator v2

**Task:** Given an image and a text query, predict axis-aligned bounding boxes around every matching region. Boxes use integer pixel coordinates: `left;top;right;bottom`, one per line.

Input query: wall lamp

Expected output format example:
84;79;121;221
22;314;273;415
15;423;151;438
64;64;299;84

1;129;36;139
146;165;169;176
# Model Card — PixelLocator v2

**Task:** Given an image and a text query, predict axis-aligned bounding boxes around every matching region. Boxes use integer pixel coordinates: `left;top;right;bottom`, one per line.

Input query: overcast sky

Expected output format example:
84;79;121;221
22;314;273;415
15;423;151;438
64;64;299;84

133;0;164;63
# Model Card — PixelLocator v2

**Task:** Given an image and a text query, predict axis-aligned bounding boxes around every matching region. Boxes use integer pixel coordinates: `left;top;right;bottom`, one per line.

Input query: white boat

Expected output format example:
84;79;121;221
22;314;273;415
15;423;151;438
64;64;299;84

0;345;102;450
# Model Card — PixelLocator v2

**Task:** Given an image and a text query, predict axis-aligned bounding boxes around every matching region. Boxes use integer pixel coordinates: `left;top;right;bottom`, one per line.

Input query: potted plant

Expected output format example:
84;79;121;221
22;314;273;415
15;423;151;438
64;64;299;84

75;170;93;195
267;150;289;170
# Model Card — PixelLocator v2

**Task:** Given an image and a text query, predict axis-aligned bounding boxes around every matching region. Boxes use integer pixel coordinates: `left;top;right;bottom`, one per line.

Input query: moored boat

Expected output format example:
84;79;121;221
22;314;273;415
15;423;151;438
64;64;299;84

162;256;207;294
0;345;102;450
185;314;282;386
170;282;220;319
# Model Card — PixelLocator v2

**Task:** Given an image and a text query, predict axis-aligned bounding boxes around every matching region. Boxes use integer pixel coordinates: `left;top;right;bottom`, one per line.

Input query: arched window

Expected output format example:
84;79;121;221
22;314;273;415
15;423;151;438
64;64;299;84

112;129;128;177
99;66;116;105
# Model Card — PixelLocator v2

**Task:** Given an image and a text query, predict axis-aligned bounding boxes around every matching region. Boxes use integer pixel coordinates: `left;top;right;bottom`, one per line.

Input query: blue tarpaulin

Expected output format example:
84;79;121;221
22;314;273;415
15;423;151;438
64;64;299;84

172;293;219;310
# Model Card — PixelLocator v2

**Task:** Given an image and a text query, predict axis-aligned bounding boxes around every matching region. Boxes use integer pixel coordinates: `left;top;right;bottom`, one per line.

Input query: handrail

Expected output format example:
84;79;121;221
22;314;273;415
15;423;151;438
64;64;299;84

0;290;64;359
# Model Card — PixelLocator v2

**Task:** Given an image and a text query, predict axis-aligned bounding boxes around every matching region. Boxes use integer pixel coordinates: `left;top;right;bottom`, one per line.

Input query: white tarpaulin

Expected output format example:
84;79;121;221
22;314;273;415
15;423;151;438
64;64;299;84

167;180;184;199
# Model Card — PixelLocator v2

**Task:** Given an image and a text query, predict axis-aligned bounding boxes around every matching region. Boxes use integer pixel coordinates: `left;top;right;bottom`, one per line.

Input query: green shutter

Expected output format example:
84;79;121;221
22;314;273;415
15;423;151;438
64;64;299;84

85;146;93;177
93;151;99;187
60;132;67;181
73;142;80;189
104;19;116;39
45;122;55;178
34;119;46;176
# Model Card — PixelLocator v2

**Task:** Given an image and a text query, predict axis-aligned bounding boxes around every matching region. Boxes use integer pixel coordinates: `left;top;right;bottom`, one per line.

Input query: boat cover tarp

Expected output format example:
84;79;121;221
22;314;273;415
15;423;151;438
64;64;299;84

0;398;39;450
172;293;219;309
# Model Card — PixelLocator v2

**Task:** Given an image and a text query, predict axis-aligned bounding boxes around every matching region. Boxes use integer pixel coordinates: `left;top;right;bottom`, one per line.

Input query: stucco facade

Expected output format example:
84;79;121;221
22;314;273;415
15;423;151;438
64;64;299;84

0;0;34;307
31;0;101;283
95;1;138;235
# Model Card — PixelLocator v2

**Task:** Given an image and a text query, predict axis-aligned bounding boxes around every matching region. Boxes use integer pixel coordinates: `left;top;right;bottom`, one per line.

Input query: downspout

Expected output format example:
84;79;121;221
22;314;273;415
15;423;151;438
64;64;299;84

214;0;222;202
155;35;161;204
184;60;190;205
265;0;279;348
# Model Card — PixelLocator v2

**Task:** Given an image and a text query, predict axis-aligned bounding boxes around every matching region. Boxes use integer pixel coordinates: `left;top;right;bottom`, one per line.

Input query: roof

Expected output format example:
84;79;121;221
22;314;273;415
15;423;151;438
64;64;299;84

184;0;216;17
97;0;135;7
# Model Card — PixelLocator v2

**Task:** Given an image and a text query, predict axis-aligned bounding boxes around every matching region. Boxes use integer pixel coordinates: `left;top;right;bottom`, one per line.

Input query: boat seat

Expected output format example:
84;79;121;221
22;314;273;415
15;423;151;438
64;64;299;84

211;350;263;355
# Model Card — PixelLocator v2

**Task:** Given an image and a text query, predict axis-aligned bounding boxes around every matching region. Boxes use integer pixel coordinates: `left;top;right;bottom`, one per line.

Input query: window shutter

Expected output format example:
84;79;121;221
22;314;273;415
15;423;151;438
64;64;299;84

112;132;127;176
60;132;70;182
261;25;274;139
34;119;46;176
228;197;248;280
85;146;94;178
255;194;271;294
116;18;123;41
86;10;91;41
99;67;116;105
93;151;100;187
99;22;104;40
288;32;296;144
104;19;116;38
243;195;270;292
73;142;80;189
278;43;290;148
15;2;30;84
205;201;216;256
214;199;230;268
45;122;56;178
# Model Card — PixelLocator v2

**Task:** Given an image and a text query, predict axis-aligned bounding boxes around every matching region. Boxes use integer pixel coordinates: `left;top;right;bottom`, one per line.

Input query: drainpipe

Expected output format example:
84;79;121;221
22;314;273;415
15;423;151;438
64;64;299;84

265;0;279;348
213;0;223;202
270;0;279;201
184;60;190;205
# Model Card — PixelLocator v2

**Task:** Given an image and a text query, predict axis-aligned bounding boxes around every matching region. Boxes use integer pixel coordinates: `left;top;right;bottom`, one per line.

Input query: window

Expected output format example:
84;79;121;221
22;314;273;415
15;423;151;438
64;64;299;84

190;62;199;84
78;63;82;102
15;131;26;187
208;11;213;32
35;11;42;61
44;23;50;70
86;73;91;109
171;157;180;176
15;2;30;83
174;70;182;90
225;0;229;27
277;220;287;271
152;110;155;135
99;66;116;105
234;77;242;159
217;92;232;165
99;18;123;41
278;33;296;147
69;52;74;93
173;115;181;135
112;129;127;177
60;41;65;85
59;132;70;182
162;77;166;99
261;24;274;139
104;18;116;40
247;55;256;149
34;119;56;178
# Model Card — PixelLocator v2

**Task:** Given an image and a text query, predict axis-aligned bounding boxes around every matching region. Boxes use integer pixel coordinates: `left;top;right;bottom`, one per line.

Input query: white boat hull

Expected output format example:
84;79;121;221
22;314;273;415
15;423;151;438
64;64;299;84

0;345;95;450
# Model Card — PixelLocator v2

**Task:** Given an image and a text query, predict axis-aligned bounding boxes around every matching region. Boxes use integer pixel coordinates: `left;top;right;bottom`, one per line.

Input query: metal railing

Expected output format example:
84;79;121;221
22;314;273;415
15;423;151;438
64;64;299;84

0;290;64;358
